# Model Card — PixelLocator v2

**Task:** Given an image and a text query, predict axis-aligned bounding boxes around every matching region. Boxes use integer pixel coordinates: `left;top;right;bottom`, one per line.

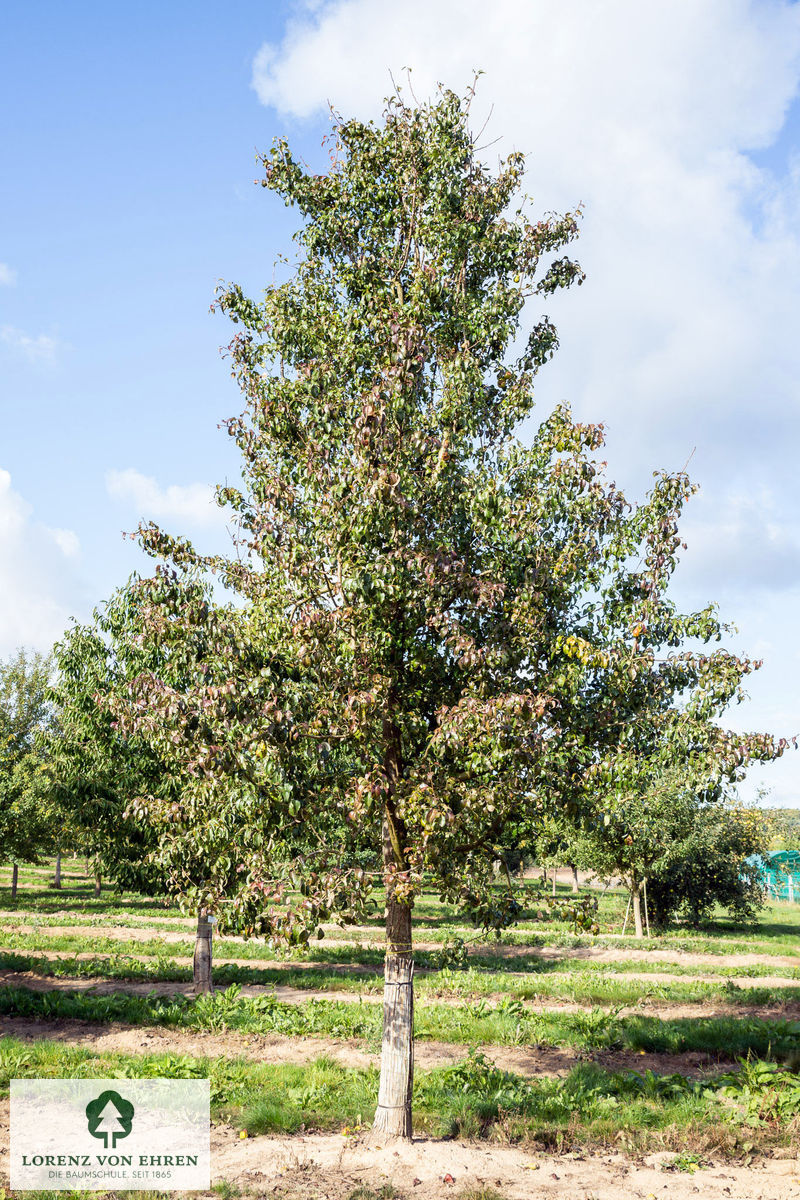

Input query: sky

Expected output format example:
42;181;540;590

2;0;799;805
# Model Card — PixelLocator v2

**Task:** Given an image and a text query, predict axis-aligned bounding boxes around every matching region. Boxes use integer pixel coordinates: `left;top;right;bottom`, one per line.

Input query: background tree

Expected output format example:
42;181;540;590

0;648;58;899
541;458;793;937
767;807;800;852
100;86;790;1138
645;800;769;928
50;585;252;992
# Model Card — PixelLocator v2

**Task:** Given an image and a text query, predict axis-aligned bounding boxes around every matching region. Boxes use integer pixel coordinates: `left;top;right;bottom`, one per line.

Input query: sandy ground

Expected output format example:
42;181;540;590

0;1092;798;1200
207;1131;800;1200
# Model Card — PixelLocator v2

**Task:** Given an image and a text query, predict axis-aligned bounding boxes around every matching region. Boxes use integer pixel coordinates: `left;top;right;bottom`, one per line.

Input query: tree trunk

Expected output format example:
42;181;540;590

372;703;413;1142
570;864;579;893
552;868;557;896
94;872;102;897
631;879;644;938
11;863;18;900
53;852;62;889
193;909;213;993
372;881;414;1140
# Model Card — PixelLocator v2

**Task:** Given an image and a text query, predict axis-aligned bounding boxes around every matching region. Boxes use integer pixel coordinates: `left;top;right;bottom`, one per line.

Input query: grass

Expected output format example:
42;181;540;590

4;874;800;957
3;940;800;1013
4;857;800;1163
1;1035;797;1156
3;980;800;1061
6;919;800;981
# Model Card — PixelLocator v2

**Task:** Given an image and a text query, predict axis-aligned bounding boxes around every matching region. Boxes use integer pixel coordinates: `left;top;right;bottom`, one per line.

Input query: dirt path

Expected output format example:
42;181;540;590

5;925;800;986
0;922;446;954
0;1014;736;1079
0;1089;796;1200
208;1132;800;1200
1;944;380;979
3;967;800;1023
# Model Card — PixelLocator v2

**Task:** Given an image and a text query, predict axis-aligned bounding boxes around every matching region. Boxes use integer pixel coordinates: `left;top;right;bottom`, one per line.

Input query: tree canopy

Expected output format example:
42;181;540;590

72;85;792;1137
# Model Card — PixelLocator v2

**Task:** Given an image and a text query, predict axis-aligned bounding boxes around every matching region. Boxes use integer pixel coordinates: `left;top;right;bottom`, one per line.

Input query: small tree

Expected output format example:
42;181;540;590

50;592;239;992
0;648;58;897
544;451;793;938
645;801;769;928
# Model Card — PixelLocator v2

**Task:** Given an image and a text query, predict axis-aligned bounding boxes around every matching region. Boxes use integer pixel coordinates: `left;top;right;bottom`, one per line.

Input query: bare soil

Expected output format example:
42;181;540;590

207;1131;800;1200
0;1091;797;1200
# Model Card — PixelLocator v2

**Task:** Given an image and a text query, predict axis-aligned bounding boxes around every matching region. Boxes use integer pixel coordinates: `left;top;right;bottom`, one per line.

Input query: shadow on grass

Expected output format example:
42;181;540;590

1;888;174;915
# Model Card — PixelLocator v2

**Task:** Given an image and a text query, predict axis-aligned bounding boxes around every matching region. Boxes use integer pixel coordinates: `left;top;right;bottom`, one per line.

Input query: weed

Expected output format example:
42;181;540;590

212;1182;242;1200
457;1190;510;1200
347;1187;401;1200
569;1006;624;1050
663;1151;707;1172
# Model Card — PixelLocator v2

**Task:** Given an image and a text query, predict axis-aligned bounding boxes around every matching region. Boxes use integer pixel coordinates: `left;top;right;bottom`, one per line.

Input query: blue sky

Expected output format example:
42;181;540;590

2;1;800;805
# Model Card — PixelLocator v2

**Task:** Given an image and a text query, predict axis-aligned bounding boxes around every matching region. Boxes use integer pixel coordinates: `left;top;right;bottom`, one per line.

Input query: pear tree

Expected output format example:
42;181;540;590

102;87;789;1138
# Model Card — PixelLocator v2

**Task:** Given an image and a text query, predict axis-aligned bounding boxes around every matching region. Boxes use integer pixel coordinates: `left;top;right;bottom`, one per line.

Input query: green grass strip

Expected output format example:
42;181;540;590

1;1034;797;1158
2;982;800;1061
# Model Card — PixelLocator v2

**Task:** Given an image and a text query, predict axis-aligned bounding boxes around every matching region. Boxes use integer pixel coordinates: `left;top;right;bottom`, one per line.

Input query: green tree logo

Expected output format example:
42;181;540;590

85;1090;134;1149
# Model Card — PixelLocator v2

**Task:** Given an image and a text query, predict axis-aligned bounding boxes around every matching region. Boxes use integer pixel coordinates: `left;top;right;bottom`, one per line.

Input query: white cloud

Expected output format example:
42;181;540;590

0;469;84;657
1;325;60;364
45;527;81;559
251;0;800;804
250;0;800;494
679;490;800;595
0;263;17;286
105;468;227;528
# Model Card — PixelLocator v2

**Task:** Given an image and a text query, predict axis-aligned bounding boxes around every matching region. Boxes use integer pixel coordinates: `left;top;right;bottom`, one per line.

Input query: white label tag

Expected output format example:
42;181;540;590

11;1079;210;1191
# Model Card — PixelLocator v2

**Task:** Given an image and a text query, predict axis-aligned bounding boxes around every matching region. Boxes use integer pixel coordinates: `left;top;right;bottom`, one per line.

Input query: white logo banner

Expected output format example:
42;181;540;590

11;1079;210;1191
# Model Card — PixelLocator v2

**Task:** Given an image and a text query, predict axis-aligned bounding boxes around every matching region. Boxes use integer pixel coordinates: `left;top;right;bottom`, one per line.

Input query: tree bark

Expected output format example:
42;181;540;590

552;868;557;896
372;702;413;1143
570;864;579;893
193;909;214;993
372;872;414;1141
11;863;18;900
53;852;62;889
631;878;644;938
95;872;102;897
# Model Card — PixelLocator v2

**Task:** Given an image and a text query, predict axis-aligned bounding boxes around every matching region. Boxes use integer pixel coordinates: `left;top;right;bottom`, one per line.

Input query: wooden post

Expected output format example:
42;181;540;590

192;910;214;993
631;879;644;938
643;877;651;938
11;863;18;901
621;892;632;935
